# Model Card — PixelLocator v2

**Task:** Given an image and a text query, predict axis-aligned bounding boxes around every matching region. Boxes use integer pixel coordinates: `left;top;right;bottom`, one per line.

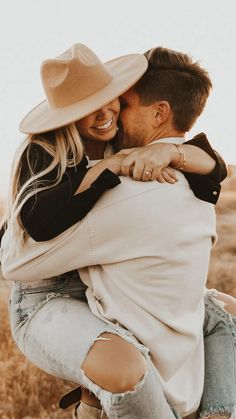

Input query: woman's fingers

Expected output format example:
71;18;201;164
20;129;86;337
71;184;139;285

149;166;164;182
121;153;156;181
142;169;153;182
159;168;178;184
120;150;178;183
121;161;178;184
133;163;153;181
148;167;178;183
120;159;133;177
120;154;140;177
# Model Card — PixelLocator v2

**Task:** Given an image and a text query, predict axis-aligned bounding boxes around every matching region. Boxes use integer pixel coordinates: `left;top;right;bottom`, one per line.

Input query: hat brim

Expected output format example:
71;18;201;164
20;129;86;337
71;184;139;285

19;54;148;134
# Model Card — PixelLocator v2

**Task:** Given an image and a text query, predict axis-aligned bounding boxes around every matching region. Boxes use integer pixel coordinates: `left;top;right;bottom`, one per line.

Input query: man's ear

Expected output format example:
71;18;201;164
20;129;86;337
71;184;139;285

153;101;171;127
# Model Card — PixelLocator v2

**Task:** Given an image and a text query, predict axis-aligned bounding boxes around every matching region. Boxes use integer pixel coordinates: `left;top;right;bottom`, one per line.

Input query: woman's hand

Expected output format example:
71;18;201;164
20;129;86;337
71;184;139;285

214;291;236;317
117;144;178;183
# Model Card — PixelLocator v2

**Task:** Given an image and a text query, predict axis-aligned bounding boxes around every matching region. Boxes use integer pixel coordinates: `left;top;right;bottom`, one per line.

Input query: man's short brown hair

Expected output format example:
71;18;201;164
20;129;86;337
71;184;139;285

133;47;212;132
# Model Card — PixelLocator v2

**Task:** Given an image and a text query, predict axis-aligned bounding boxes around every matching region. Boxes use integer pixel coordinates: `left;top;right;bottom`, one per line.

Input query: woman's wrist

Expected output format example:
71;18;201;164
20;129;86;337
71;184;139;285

104;155;123;175
170;144;187;170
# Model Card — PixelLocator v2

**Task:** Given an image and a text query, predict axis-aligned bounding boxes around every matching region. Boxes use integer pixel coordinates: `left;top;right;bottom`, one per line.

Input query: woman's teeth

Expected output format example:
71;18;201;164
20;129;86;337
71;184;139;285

94;119;113;130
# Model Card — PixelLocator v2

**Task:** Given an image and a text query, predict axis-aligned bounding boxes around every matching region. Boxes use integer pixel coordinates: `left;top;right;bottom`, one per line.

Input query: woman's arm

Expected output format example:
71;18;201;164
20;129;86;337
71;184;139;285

118;132;227;204
184;133;227;182
183;133;227;203
75;154;124;193
119;133;223;179
20;146;121;242
20;133;227;241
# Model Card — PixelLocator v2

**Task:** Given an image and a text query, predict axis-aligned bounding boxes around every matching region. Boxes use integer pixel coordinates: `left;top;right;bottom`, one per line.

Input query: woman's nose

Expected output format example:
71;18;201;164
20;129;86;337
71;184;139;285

96;107;110;120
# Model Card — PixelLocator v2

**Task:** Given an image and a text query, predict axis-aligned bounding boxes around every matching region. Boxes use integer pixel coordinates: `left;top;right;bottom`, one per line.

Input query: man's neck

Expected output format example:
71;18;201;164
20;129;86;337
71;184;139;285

113;126;185;152
145;126;185;145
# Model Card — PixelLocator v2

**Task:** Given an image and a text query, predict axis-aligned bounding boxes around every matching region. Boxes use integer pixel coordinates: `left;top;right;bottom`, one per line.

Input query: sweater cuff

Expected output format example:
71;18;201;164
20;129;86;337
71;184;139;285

91;168;121;191
184;132;227;182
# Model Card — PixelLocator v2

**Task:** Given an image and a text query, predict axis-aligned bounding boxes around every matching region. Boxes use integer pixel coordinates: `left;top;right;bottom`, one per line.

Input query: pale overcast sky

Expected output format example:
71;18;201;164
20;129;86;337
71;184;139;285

0;0;236;196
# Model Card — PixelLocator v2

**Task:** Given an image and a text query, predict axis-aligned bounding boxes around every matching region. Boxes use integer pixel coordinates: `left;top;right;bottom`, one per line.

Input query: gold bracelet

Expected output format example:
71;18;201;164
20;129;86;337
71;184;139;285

171;144;187;170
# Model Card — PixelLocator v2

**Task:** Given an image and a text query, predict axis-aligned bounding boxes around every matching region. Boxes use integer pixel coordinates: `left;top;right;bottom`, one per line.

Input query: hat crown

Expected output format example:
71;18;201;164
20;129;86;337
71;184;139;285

72;43;98;66
41;43;113;108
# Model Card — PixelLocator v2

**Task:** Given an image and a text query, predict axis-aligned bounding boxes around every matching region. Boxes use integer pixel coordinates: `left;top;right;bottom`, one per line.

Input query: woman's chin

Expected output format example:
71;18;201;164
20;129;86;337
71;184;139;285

93;126;117;141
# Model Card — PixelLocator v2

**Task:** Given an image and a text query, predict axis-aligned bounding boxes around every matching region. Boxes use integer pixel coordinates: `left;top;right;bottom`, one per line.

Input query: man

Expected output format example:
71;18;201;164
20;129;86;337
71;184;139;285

1;47;226;418
75;49;235;418
78;48;216;418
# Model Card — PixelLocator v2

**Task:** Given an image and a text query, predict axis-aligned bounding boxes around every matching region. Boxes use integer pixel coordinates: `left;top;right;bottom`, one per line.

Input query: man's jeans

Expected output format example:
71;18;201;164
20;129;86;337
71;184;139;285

200;290;236;418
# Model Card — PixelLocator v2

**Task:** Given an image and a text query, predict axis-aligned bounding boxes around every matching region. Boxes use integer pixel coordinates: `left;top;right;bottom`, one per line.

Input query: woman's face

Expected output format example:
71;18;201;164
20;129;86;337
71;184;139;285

76;99;120;142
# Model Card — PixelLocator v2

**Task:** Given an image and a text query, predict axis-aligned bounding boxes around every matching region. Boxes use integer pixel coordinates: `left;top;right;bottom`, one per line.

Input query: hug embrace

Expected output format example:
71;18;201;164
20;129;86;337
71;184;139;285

0;43;236;419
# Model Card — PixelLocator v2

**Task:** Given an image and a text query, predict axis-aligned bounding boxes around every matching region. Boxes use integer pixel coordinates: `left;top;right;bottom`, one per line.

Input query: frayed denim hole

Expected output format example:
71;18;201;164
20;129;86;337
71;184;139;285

80;325;150;414
199;404;235;418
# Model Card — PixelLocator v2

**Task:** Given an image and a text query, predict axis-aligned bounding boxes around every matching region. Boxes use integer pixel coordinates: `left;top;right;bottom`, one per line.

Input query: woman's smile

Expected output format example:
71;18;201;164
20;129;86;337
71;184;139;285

76;99;120;142
92;117;113;132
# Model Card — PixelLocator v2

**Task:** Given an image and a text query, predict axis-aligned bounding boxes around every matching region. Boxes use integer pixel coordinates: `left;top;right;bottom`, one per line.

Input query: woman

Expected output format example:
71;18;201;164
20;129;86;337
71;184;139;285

1;44;235;419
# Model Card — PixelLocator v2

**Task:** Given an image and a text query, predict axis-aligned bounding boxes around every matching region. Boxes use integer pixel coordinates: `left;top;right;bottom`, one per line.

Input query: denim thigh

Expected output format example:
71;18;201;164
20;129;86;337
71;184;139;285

10;270;87;332
9;274;186;418
200;291;236;417
10;272;148;387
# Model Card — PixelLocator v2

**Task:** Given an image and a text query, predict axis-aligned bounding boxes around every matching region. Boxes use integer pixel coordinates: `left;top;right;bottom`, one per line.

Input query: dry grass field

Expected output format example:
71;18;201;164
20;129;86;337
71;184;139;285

0;172;235;418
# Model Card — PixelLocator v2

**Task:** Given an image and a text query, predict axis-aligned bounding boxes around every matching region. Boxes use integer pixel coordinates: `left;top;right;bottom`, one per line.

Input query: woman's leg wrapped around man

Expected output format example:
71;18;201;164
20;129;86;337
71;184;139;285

10;280;179;419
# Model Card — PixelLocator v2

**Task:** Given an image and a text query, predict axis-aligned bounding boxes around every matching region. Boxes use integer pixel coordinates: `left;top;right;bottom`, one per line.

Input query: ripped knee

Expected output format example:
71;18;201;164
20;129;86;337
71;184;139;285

81;332;147;393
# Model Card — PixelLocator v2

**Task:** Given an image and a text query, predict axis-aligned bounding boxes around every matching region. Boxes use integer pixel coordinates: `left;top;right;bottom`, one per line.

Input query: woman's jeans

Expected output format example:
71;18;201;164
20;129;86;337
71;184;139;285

9;273;236;419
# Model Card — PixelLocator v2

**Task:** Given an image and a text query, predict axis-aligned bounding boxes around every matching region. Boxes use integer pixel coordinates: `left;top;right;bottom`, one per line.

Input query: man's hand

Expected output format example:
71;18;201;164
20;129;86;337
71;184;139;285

117;143;178;183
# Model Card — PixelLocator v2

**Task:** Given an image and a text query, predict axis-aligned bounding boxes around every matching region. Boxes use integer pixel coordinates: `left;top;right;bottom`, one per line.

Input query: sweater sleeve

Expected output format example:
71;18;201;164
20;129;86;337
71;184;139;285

183;132;228;204
20;145;121;241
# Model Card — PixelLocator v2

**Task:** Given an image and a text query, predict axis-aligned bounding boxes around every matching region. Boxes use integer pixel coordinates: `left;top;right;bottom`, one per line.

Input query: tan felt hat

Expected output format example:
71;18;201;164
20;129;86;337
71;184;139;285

19;43;148;134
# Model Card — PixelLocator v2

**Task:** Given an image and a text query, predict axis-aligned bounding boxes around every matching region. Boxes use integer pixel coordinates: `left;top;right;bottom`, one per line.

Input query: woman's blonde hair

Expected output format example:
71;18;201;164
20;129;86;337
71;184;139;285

1;123;84;249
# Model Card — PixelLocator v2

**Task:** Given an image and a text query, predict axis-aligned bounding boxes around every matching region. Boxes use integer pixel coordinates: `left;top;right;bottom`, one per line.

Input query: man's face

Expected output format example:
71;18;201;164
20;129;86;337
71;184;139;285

119;89;155;148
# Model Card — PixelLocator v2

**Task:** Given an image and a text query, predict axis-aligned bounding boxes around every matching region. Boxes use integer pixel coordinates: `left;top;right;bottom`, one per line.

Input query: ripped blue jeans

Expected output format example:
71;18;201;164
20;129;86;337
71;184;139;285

10;273;179;419
9;274;236;419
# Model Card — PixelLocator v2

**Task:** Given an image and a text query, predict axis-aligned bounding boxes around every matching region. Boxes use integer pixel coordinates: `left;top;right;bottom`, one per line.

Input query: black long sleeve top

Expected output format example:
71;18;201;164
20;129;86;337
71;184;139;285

0;133;227;243
183;133;227;203
19;145;121;241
